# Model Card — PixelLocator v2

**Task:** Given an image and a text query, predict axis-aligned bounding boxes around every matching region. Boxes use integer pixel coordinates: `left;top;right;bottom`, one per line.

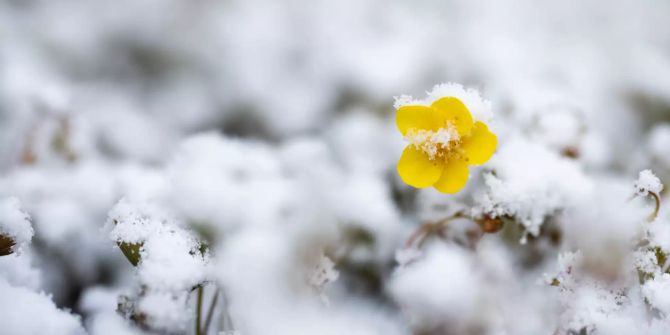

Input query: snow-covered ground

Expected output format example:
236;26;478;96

1;0;670;334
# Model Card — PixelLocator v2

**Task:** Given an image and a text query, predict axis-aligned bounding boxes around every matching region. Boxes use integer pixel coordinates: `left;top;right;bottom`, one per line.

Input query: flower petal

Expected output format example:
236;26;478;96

396;105;441;135
433;159;469;194
431;97;473;136
397;146;443;188
462;121;497;165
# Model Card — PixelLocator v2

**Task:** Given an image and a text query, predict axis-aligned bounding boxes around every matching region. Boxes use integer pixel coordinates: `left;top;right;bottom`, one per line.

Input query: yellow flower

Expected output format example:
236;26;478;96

396;97;497;194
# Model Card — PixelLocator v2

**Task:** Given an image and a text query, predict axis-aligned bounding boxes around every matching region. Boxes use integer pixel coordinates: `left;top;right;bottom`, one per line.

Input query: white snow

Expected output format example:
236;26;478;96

307;254;339;290
643;274;670;316
0;279;85;335
474;137;593;237
389;244;482;331
106;199;174;244
635;169;663;197
137;291;191;332
404;126;460;160
394;83;493;124
137;230;209;292
0;197;33;252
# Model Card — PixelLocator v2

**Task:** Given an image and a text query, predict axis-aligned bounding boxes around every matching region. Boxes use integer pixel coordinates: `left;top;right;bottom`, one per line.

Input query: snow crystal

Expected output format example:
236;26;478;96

635;169;663;196
647;219;670;254
643;274;670;315
106;198;210;293
0;197;34;252
474;137;592;237
307;254;339;289
392;95;422;110
558;250;583;272
427;83;493;123
404;126;460;160
394;83;493;123
558;284;627;334
307;254;339;304
105;199;175;244
553;251;583;288
138;230;209;292
633;249;659;275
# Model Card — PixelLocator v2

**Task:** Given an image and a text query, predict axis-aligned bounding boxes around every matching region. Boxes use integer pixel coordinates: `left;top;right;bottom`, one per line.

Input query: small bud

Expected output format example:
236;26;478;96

0;233;16;256
477;215;504;233
561;146;579;159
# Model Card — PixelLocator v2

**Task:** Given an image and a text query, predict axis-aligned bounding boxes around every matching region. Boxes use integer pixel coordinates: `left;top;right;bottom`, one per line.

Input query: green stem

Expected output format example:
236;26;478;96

196;285;203;335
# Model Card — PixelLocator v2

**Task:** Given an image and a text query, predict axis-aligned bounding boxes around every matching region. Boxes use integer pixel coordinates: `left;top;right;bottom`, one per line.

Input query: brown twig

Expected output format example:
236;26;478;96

404;212;468;249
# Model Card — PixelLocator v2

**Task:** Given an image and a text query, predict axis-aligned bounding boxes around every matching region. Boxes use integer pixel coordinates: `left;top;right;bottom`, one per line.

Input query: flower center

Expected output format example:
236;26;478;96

404;124;464;161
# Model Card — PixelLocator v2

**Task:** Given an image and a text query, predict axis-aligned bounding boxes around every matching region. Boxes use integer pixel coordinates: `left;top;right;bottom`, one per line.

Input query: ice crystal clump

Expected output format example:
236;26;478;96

635;169;663;196
474;137;593;237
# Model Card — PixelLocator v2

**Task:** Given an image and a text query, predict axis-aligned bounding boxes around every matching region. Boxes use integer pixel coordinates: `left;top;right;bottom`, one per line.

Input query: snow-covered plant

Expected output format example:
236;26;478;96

0;197;85;334
106;200;211;333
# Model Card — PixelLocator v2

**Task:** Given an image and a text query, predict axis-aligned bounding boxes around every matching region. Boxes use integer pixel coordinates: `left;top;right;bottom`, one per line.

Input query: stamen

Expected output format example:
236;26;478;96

404;124;460;160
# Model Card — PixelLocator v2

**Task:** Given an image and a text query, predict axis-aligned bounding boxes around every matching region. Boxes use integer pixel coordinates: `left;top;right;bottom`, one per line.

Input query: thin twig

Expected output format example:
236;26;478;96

404;223;434;248
203;288;219;335
404;212;468;249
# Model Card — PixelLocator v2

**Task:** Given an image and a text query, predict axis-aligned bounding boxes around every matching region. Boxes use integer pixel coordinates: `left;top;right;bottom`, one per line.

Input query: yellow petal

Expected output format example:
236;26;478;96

433;159;469;194
396;105;440;135
462;121;497;165
430;97;473;136
397;146;443;188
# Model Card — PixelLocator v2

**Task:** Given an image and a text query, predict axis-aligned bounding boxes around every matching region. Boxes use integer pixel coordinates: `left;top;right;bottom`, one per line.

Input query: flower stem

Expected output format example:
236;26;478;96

648;192;661;222
196;285;203;335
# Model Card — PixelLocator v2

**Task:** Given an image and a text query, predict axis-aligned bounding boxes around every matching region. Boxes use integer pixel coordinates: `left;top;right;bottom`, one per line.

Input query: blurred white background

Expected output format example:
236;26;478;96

1;0;670;334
